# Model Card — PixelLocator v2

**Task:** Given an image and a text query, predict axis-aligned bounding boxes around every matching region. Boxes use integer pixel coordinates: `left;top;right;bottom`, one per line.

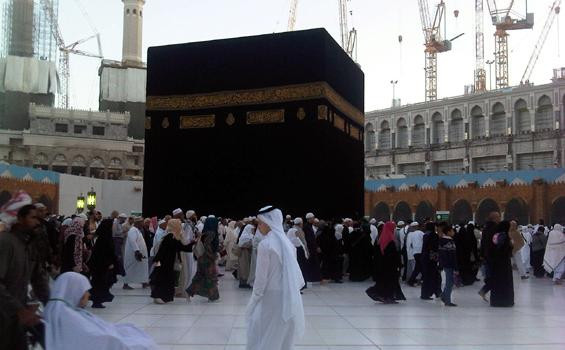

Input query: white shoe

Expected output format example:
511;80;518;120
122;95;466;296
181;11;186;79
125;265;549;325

153;298;165;304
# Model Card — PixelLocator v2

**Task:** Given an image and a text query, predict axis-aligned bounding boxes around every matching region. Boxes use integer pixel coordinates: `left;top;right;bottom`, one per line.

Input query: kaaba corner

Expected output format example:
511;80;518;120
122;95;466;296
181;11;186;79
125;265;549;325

143;28;365;219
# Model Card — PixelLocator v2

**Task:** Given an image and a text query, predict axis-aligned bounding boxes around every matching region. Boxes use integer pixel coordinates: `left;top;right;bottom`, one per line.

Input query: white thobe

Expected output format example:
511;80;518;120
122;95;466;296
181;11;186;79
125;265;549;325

124;227;149;284
246;233;302;350
370;224;378;245
406;230;424;260
180;222;196;291
247;234;264;286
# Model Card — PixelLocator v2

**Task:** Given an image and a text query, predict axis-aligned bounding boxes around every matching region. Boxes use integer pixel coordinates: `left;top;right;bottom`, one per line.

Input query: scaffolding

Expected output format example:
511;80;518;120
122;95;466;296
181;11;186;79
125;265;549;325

0;0;58;61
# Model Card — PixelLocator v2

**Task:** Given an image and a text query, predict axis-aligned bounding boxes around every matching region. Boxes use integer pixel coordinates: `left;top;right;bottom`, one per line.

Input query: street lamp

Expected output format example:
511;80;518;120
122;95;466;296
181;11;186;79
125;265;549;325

76;194;85;213
87;188;97;211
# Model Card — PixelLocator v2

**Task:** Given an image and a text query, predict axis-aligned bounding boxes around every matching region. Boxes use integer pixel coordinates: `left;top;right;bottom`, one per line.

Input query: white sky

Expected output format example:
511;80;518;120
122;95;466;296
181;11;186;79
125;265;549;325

54;0;565;112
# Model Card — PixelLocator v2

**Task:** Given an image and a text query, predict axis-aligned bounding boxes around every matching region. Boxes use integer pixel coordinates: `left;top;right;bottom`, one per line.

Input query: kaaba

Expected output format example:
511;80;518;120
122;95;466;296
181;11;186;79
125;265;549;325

143;28;364;219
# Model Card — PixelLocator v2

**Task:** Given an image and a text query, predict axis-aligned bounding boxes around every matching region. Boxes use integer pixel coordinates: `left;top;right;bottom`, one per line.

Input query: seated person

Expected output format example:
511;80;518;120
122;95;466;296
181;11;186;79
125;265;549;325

44;272;158;350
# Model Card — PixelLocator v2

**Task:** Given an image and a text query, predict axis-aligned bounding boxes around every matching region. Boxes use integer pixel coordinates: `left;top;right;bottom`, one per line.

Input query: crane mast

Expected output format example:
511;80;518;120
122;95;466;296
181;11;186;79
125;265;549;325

287;0;298;31
338;0;357;60
521;0;561;83
475;0;487;92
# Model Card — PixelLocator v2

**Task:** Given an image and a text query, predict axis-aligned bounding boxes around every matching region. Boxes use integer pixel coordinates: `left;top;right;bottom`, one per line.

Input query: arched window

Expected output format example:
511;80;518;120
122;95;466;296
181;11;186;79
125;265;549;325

396;118;408;148
393;201;412;222
535;95;553;131
110;158;122;168
490;102;506;136
133;9;137;15
378;121;391;149
451;199;473;224
91;157;104;168
450;109;464;142
373;202;391;222
126;8;130;14
412;115;425;146
34;153;48;164
431;112;444;144
515;99;530;133
53;154;67;164
72;155;86;166
476;199;500;226
471;106;485;138
365;123;375;151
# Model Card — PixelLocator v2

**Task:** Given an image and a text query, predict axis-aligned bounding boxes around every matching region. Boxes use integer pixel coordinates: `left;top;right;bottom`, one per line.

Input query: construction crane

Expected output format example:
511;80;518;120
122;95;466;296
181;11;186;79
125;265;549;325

339;0;357;60
417;0;464;101
475;0;487;92
39;0;103;109
287;0;298;31
486;0;534;89
521;0;561;83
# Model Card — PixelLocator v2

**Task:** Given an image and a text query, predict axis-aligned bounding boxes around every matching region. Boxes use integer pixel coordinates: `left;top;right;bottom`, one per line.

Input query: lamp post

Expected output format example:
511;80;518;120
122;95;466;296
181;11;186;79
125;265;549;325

87;188;97;211
76;194;85;214
390;80;398;107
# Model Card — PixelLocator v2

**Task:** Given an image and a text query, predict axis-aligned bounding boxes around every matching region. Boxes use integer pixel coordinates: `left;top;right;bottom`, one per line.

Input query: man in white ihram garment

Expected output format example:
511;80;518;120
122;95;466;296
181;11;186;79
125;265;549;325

246;206;305;350
123;217;149;289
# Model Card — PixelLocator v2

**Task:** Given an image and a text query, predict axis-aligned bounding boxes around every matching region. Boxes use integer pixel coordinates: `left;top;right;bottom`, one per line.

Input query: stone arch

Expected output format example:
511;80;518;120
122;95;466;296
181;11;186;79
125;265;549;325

412;114;425;146
0;190;11;208
431;112;444;144
396;117;408;148
378;120;391;149
34;153;48;164
372;202;391;223
451;199;473;225
109;157;122;168
90;156;105;168
504;197;529;225
365;123;375;151
476;198;500;226
415;201;434;223
52;153;67;165
450;109;464;142
514;99;530;133
550;197;565;225
393;201;412;222
490;102;506;136
72;155;86;166
471;105;485;138
535;95;553;131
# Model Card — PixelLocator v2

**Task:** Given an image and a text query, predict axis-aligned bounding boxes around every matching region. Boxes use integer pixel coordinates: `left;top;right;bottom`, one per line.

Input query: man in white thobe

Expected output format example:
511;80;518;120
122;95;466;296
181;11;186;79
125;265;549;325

179;210;197;293
123;218;149;289
406;222;424;286
246;206;305;350
369;218;378;245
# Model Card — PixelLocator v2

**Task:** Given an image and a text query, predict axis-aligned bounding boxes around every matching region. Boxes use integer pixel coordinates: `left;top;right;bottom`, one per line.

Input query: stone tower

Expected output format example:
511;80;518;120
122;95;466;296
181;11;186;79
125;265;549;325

121;0;145;66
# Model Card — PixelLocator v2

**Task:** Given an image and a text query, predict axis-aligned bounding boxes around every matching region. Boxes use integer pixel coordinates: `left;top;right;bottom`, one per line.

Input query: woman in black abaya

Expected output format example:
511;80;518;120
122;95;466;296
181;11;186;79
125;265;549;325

88;219;117;308
317;222;343;283
420;222;442;300
366;221;405;304
348;221;373;282
454;223;479;285
489;221;514;307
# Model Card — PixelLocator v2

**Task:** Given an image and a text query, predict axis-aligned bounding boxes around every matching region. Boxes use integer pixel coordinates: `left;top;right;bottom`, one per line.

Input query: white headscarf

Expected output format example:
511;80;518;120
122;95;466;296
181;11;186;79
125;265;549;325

335;224;344;240
257;207;305;337
45;272;158;350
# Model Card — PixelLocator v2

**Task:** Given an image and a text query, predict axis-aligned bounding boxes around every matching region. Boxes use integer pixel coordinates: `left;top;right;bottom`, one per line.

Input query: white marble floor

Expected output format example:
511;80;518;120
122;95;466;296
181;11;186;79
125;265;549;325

91;271;565;350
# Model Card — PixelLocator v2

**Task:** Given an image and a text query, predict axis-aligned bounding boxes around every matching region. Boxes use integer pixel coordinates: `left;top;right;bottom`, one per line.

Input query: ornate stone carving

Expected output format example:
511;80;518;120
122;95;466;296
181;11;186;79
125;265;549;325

226;113;235;126
161;117;169;129
180;115;215;129
146;82;364;125
246;109;285;125
318;105;328;120
297;108;306;120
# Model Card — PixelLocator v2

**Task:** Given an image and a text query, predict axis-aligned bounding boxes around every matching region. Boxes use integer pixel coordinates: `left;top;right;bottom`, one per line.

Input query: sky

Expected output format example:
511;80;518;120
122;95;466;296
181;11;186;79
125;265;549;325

47;0;565;111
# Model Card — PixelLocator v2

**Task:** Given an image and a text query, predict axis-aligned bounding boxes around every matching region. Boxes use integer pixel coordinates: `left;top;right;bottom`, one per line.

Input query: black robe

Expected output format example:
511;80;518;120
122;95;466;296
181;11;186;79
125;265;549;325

420;231;442;298
348;228;373;281
317;226;342;281
488;232;514;307
454;226;479;285
366;242;406;302
303;223;321;282
88;220;117;305
150;234;194;302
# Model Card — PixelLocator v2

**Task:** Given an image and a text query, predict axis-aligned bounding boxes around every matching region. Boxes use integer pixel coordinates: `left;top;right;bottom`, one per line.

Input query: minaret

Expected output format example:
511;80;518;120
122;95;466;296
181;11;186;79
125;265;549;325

121;0;145;66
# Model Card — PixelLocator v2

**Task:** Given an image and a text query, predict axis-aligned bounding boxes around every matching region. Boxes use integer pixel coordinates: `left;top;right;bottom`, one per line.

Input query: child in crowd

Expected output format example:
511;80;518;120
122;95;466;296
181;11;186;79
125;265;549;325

439;225;458;307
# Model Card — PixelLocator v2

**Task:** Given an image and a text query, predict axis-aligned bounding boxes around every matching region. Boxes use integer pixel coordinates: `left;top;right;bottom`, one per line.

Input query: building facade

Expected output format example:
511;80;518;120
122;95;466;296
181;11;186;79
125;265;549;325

0;103;144;179
364;69;565;179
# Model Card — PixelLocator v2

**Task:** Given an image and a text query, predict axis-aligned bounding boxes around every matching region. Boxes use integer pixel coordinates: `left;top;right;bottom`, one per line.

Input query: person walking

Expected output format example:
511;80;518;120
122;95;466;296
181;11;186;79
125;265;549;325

186;217;220;302
439;225;458;306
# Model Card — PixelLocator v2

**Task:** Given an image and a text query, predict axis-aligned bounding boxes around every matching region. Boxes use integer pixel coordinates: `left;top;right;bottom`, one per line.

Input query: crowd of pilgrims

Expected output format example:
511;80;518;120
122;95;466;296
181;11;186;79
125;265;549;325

1;194;565;349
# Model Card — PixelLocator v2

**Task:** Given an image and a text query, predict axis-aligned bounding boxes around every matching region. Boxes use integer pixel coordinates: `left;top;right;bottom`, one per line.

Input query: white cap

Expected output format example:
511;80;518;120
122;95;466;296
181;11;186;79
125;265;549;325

397;220;405;226
118;213;127;219
314;218;320;223
378;221;384;226
305;213;315;219
369;218;377;224
286;215;292;219
468;221;475;226
294;217;303;225
208;215;216;219
186;210;195;218
172;208;183;216
77;213;88;221
410;222;419;227
34;203;47;209
158;219;166;225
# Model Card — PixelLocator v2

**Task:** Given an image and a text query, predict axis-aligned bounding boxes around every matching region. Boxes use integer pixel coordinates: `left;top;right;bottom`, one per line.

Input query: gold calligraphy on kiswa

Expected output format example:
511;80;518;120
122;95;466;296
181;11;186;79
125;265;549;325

179;115;216;129
246;109;285;125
